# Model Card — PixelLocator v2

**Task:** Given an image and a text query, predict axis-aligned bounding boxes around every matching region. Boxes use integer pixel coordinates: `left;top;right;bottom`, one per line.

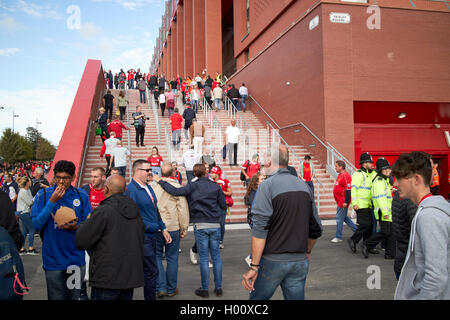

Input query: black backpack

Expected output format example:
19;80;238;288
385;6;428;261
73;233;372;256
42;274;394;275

0;226;29;300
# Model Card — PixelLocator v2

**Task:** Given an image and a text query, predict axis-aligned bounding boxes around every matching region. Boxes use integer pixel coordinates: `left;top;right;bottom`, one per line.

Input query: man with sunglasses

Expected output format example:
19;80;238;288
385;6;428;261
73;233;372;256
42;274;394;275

31;160;92;300
125;159;172;301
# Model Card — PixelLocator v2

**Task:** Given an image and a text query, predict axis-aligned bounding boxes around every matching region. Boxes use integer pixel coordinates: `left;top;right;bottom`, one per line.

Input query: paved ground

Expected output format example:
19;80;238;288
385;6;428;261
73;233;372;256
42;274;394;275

22;223;397;300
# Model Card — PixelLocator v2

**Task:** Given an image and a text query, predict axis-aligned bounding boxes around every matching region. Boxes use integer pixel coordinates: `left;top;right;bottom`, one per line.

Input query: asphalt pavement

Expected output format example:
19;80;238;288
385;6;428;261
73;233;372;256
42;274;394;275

21;222;398;301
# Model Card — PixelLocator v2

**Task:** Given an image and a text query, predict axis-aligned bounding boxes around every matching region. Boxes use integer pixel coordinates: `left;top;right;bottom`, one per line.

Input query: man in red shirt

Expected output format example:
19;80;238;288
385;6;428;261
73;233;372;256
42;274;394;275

210;166;232;249
81;167;106;212
170;108;183;151
241;154;261;187
108;115;129;140
301;155;315;197
127;69;136;89
331;160;357;243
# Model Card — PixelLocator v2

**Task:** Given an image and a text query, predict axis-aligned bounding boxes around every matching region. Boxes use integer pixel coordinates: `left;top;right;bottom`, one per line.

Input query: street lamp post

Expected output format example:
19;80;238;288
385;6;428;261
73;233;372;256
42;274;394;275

1;106;19;133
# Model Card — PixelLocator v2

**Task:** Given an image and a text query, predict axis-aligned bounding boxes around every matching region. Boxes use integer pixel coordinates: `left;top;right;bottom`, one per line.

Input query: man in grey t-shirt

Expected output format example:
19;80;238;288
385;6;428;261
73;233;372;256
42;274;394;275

110;140;131;178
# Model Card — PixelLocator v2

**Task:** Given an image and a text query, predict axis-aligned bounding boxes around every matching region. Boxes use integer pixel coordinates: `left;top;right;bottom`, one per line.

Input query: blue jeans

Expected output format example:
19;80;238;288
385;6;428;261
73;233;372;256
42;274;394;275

156;230;180;295
91;287;134;300
143;234;158;300
191;100;199;113
45;265;86;300
250;257;309;300
151;166;161;176
194;227;222;290
118;166;126;178
128;79;134;89
241;95;248;111
305;181;314;198
19;213;35;248
214;98;221;110
335;206;357;240
139;90;146;103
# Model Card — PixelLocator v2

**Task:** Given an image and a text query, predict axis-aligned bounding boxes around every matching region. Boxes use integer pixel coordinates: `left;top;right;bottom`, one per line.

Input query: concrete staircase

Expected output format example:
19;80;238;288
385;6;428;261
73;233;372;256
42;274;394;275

80;89;338;224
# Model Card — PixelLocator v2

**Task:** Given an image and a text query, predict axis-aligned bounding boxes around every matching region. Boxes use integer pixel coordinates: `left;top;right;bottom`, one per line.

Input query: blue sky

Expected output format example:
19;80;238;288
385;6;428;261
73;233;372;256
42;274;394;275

0;0;165;145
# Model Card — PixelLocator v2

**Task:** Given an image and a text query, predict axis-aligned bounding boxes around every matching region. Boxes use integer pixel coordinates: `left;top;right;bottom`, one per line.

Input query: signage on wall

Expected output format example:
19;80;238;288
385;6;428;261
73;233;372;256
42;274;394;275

330;12;351;24
309;15;319;30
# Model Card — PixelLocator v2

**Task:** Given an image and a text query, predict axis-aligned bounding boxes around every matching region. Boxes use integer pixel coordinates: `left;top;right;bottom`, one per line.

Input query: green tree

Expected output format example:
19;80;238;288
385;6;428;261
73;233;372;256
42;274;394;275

26;126;42;160
35;137;57;160
0;128;33;163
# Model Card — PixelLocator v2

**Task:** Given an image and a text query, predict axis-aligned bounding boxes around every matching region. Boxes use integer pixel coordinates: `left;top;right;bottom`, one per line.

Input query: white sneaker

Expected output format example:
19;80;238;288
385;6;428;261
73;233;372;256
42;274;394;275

245;255;252;268
219;243;224;249
190;248;198;265
209;262;213;268
331;238;343;243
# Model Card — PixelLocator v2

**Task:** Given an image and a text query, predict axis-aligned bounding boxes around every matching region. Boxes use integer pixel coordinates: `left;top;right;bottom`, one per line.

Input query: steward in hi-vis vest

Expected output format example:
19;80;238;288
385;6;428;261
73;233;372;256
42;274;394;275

347;152;377;254
361;157;396;260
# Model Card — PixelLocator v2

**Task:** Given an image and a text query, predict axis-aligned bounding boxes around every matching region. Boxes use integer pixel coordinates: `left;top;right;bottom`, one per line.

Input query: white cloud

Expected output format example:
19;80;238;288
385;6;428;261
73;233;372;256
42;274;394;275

0;84;77;146
79;22;103;41
0;48;19;57
0;15;24;34
90;0;162;10
0;0;63;20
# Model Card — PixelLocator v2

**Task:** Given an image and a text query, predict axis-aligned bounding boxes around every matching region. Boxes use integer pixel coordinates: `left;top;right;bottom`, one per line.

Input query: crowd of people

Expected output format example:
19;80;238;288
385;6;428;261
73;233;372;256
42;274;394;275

0;70;448;301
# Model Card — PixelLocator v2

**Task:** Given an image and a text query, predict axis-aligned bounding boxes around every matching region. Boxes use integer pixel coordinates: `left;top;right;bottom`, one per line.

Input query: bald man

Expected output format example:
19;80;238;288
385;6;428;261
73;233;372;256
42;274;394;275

76;175;145;300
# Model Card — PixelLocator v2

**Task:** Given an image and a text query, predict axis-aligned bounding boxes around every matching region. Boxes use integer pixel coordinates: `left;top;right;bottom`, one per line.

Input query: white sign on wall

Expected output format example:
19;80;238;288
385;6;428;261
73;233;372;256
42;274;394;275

330;12;351;24
309;15;319;30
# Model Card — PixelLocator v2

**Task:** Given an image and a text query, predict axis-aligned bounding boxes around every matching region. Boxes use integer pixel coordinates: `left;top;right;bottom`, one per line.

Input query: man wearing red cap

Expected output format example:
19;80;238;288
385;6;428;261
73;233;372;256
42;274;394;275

210;166;233;249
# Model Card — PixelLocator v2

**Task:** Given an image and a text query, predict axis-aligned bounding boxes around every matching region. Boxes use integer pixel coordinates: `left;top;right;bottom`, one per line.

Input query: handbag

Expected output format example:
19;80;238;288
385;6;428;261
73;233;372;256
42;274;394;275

226;195;234;207
95;126;102;136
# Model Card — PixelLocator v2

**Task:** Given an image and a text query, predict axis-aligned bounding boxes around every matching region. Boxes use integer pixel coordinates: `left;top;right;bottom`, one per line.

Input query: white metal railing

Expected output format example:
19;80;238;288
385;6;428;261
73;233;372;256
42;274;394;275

148;85;161;143
266;121;324;211
248;94;356;179
124;84;133;182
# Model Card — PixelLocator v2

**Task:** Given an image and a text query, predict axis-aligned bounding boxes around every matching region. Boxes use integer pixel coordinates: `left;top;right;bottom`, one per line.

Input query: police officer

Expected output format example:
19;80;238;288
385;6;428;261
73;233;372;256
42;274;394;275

347;152;377;254
361;158;395;259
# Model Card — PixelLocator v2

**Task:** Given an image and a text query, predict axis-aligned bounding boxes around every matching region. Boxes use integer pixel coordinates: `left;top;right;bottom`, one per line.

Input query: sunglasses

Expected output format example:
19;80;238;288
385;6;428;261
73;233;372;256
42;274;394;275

138;168;152;173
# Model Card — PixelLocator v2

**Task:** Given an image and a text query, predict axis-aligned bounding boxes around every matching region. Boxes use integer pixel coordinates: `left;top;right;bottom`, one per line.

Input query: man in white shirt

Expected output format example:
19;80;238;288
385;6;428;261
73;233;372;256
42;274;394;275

181;145;202;183
110;140;131;178
103;132;119;173
225;120;241;166
239;83;249;112
212;85;223;111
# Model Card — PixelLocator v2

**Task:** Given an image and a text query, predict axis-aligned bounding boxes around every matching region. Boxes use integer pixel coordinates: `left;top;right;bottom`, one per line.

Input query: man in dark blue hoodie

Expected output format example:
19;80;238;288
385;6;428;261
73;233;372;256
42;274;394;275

154;163;227;298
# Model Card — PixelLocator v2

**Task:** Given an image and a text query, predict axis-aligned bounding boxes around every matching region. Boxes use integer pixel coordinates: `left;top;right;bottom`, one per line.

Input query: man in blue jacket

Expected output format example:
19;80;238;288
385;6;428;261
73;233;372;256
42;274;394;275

154;163;227;298
125;159;172;301
31;160;91;300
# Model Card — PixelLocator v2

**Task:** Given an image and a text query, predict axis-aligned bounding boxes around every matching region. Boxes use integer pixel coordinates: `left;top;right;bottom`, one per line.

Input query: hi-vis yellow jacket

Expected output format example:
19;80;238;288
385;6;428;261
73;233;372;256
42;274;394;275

371;176;393;222
351;169;377;209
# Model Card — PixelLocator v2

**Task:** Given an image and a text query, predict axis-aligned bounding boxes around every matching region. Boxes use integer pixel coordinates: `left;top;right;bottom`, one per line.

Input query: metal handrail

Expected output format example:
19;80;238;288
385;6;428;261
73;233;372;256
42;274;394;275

78;88;104;187
125;84;132;182
266;121;323;210
202;97;224;160
248;94;356;179
148;85;161;143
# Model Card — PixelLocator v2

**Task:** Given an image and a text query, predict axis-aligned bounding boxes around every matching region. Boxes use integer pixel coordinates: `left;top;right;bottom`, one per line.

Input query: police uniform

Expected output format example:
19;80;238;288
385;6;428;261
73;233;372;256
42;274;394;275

362;158;395;259
348;153;377;252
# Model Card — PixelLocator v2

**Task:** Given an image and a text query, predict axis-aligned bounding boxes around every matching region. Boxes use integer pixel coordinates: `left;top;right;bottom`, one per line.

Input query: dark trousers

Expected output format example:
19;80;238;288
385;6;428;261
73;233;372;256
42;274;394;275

350;208;373;244
186;171;194;183
306;181;314;198
135;126;145;146
364;219;395;256
105;156;114;172
160;103;166;116
91;287;133;300
143;234;158;301
119;106;126;120
105;105;113;120
139;90;146;103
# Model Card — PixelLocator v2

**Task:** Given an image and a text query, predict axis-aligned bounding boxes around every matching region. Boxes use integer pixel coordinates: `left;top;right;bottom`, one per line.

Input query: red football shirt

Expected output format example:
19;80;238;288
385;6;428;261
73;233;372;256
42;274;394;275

170;113;183;131
333;171;352;207
303;162;312;182
89;184;105;210
147;155;163;167
108;121;127;139
242;161;261;180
